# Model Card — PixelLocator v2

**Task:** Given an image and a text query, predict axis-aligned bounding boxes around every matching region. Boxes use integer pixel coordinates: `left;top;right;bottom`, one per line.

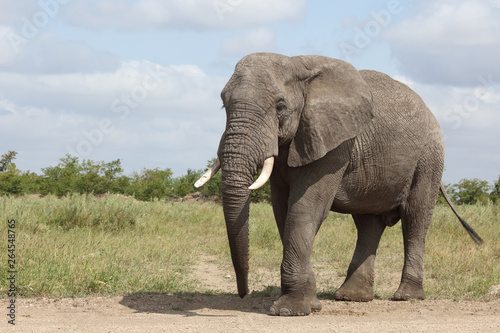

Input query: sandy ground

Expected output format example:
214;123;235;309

2;296;499;332
3;255;499;332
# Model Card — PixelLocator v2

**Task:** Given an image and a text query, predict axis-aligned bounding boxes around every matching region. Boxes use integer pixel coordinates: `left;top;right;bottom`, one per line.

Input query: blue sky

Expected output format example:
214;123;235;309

1;0;499;185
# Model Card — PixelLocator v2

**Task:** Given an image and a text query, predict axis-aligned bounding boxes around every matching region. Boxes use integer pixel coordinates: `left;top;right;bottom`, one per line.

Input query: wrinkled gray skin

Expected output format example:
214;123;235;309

211;53;480;316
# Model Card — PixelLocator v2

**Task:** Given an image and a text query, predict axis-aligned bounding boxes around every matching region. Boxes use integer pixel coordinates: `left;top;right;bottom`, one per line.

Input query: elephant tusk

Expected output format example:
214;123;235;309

194;158;221;188
248;157;274;190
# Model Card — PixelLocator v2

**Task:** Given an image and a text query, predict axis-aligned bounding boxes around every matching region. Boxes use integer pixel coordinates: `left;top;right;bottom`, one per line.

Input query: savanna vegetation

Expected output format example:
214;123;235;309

1;150;498;205
0;150;499;300
0;195;498;300
0;151;271;203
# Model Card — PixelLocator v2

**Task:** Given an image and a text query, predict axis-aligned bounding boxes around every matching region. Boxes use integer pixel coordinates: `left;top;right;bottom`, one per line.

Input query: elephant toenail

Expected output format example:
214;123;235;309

269;306;277;316
279;308;292;316
393;293;400;300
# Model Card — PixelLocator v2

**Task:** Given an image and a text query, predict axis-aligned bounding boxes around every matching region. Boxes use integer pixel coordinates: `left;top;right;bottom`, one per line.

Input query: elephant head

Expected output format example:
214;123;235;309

195;53;374;298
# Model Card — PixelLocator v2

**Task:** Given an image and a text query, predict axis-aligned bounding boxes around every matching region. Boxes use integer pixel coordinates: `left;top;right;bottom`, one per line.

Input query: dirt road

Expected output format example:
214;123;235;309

3;254;499;332
2;295;499;332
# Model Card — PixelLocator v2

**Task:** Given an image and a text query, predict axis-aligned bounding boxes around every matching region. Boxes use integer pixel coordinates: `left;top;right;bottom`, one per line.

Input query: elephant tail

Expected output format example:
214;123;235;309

439;182;484;245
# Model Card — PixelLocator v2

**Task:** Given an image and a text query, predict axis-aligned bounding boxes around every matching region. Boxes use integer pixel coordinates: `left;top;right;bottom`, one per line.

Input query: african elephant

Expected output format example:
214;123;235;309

195;53;482;316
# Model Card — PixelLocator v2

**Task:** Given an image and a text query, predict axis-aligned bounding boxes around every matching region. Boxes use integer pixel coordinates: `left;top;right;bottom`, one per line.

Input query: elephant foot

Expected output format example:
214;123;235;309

333;285;374;302
269;294;322;316
333;275;374;302
392;274;425;301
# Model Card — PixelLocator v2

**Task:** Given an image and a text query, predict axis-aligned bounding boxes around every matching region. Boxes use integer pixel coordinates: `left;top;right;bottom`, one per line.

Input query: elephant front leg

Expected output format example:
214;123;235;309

334;214;386;301
269;145;350;315
269;210;326;316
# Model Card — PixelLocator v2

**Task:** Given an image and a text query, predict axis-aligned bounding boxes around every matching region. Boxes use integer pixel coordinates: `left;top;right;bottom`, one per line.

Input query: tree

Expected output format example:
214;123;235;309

75;159;124;195
0;151;23;195
127;168;174;201
449;178;492;205
40;155;127;196
491;175;500;204
173;169;203;198
18;171;42;194
40;155;81;196
0;151;18;172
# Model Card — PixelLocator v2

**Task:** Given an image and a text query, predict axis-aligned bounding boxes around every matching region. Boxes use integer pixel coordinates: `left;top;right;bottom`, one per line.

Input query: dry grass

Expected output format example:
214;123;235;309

0;195;498;300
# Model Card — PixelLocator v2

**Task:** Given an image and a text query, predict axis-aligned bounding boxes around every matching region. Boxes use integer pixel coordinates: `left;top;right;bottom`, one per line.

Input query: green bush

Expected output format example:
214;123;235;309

126;167;174;201
172;169;203;198
449;178;492;205
39;155;126;196
491;176;500;204
0;151;23;195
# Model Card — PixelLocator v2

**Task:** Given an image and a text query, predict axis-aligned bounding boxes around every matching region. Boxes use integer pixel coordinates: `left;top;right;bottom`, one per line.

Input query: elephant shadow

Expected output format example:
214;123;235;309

119;288;280;316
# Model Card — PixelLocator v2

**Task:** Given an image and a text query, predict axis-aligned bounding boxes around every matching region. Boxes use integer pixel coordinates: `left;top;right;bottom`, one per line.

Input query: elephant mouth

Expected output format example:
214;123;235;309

194;156;274;191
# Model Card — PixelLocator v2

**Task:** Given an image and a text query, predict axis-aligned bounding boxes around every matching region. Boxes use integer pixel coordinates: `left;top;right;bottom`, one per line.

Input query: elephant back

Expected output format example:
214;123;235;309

359;70;443;149
336;70;445;210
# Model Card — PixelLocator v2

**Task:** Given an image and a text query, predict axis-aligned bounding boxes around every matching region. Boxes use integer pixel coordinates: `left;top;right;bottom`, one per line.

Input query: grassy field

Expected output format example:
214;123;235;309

0;194;498;300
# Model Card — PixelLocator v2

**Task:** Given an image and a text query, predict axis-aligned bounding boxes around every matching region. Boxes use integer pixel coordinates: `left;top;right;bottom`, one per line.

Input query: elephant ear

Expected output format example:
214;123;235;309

288;55;374;167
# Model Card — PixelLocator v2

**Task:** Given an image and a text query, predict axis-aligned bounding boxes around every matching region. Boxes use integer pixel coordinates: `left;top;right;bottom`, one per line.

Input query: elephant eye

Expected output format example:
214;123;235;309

276;102;287;114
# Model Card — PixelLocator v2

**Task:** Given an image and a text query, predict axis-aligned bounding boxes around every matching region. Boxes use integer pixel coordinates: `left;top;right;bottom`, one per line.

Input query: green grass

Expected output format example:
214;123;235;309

0;194;498;300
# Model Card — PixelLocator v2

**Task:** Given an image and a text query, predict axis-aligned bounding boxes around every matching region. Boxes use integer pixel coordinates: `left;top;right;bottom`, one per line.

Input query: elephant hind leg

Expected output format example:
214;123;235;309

394;208;433;300
394;152;442;301
334;214;386;302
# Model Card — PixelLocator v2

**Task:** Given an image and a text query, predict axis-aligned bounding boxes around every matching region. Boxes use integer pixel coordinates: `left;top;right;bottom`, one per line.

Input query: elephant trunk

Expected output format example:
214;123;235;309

218;106;278;298
220;142;259;298
221;171;251;298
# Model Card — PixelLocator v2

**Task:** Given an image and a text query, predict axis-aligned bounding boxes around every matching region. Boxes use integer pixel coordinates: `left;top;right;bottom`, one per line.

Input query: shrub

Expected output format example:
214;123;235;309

491;176;500;204
126;168;174;201
172;169;203;198
39;155;126;196
449;178;492;205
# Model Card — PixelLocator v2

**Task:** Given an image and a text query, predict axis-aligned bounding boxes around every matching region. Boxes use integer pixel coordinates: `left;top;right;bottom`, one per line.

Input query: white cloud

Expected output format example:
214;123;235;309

385;0;500;86
394;74;500;129
388;1;500;46
391;74;500;184
0;26;21;66
0;32;120;74
0;60;227;175
1;60;222;112
0;1;39;25
60;0;305;30
0;98;20;114
220;28;276;56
